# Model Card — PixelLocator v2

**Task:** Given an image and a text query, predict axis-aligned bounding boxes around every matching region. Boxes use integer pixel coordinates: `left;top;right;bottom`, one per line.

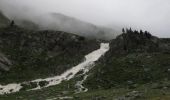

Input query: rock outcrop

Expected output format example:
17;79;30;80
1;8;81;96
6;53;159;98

0;53;12;71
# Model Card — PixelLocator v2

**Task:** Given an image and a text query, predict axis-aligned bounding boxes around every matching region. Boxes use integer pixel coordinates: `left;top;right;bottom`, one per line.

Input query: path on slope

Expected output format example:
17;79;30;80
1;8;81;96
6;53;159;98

0;43;110;95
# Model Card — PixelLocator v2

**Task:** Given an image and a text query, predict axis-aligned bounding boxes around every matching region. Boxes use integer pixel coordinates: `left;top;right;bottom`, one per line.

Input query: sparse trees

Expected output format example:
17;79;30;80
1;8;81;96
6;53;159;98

122;27;151;39
134;30;138;34
140;30;143;35
144;31;152;39
129;27;132;33
122;28;125;33
10;20;15;27
125;28;133;33
126;28;129;33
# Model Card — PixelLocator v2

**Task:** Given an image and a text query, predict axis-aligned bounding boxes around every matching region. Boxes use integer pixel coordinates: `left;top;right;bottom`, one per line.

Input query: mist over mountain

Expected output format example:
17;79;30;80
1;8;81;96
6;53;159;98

0;0;170;38
0;10;116;40
16;12;116;40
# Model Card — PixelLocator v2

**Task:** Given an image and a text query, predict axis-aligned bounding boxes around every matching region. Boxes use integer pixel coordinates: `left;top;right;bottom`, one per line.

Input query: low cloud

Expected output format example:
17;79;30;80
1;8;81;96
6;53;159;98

0;0;170;37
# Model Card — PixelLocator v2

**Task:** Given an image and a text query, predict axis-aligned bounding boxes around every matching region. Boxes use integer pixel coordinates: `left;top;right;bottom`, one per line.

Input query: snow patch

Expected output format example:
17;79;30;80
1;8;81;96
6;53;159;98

0;43;109;95
0;84;22;95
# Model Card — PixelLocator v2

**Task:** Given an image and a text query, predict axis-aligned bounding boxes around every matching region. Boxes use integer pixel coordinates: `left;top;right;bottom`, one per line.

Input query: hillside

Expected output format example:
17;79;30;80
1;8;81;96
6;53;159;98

0;29;170;100
85;29;170;88
0;26;100;84
0;11;9;28
48;13;116;40
1;12;170;100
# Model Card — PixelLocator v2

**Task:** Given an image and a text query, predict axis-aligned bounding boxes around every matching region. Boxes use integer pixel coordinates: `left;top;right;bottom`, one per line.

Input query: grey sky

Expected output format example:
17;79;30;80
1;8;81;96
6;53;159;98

0;0;170;37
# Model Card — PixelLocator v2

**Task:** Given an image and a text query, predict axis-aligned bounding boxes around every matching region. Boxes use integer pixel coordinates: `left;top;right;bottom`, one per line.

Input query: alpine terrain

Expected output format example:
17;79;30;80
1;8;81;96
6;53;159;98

0;9;170;100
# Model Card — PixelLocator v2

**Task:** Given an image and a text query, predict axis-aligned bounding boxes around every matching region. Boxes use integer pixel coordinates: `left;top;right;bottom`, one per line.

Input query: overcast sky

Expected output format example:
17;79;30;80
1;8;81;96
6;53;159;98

0;0;170;37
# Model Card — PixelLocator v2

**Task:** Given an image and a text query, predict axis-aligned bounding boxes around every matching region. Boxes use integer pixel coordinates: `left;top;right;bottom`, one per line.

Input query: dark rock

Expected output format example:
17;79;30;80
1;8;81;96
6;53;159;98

39;81;49;87
0;53;12;71
20;82;38;91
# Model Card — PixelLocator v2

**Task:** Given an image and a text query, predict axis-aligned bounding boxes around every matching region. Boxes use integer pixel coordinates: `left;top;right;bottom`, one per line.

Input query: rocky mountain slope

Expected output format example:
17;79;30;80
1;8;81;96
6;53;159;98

85;29;170;89
1;28;170;100
0;43;109;95
0;26;100;84
0;11;170;100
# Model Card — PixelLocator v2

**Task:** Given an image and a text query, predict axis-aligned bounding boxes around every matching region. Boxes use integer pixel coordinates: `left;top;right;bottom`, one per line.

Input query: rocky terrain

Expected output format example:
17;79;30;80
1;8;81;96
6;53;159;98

0;25;101;84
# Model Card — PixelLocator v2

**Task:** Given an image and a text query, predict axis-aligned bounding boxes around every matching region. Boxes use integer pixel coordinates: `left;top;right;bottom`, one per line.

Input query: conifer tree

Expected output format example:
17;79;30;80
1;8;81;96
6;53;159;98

140;30;143;35
10;20;15;27
122;28;125;33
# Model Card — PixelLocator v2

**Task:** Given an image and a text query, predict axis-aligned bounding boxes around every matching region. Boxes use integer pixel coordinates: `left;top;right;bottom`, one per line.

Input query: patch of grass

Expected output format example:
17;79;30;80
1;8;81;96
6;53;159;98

85;52;170;89
1;77;170;100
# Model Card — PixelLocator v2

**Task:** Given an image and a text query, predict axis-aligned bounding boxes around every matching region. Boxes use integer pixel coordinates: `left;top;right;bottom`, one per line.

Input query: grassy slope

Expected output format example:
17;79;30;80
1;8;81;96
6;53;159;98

0;26;99;84
85;31;170;89
0;19;170;99
1;37;170;100
85;52;170;89
0;80;170;100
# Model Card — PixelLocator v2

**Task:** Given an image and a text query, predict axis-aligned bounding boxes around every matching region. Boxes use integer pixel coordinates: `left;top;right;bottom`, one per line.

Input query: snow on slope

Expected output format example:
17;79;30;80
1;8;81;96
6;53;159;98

0;43;109;95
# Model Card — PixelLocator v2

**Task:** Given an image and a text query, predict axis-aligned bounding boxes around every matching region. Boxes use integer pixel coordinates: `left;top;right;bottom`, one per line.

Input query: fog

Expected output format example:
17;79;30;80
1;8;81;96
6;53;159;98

0;0;170;37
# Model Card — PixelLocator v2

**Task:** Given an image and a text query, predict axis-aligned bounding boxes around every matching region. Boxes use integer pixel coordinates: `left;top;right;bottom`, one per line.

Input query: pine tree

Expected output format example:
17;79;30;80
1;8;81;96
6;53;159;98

129;27;132;33
134;30;138;34
122;28;125;33
10;20;15;27
140;30;143;35
126;28;129;33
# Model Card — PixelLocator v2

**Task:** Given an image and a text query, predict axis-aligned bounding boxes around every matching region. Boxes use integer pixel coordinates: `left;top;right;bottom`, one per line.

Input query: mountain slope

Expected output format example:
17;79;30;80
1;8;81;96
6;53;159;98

0;26;100;84
85;30;170;89
0;28;170;99
1;11;170;99
0;43;109;95
0;11;9;28
47;13;116;40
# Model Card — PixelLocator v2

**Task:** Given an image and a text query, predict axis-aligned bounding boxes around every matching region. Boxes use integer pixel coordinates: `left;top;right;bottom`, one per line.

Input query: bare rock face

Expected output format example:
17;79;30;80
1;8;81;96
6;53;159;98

0;53;12;71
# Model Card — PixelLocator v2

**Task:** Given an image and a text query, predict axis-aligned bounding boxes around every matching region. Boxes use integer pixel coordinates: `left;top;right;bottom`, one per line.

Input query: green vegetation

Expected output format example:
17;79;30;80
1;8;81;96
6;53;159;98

0;13;170;99
86;52;170;89
85;28;170;90
1;80;170;100
0;26;99;84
